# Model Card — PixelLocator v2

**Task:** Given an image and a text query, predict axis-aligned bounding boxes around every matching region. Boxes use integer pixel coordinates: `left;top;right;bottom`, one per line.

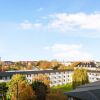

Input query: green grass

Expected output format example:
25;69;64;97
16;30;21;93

51;83;73;92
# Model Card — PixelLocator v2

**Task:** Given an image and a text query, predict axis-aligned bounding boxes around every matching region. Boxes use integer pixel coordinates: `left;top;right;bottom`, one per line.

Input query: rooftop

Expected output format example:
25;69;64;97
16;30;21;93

65;81;100;100
0;69;73;77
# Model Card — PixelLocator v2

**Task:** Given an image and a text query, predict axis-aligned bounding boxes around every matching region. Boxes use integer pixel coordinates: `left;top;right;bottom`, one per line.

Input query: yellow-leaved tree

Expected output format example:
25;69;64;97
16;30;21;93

7;74;35;100
72;68;89;89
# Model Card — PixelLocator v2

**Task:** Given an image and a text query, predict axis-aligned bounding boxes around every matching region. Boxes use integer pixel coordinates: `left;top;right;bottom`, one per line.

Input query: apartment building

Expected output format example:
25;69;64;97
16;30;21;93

0;70;73;87
75;61;100;70
88;70;100;82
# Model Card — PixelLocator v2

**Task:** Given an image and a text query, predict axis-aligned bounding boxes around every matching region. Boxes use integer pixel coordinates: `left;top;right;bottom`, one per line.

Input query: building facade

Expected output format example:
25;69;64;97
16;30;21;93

0;70;73;87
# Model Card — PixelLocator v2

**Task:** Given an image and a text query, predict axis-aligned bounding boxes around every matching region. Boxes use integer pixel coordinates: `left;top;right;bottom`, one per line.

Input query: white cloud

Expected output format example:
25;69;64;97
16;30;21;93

48;12;100;32
19;20;33;30
19;12;100;37
19;20;43;30
45;44;82;51
44;44;92;61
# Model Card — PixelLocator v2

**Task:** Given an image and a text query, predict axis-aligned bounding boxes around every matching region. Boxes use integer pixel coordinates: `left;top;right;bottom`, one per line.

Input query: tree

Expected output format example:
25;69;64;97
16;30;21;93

7;74;35;100
32;81;48;100
0;82;8;100
18;85;36;100
32;74;50;86
47;89;67;100
72;68;89;89
66;62;80;70
37;60;51;69
51;60;60;69
32;74;50;100
0;64;2;72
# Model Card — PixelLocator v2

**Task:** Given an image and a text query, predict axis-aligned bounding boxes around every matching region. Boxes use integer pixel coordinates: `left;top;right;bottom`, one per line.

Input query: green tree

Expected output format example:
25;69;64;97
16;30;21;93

32;81;48;100
72;68;89;89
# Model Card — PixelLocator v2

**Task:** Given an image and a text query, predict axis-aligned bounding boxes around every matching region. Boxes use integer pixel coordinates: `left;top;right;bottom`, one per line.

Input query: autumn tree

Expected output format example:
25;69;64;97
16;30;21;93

32;74;50;100
0;65;2;72
72;68;89;89
7;74;35;100
51;60;60;69
26;62;33;70
37;60;51;69
47;89;67;100
32;74;50;86
66;62;80;70
18;85;36;100
51;60;66;70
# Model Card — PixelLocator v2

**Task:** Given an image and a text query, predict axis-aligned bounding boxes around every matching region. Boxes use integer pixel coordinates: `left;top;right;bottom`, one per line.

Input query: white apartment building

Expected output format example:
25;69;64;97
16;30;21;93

88;70;100;82
0;70;73;87
0;69;99;86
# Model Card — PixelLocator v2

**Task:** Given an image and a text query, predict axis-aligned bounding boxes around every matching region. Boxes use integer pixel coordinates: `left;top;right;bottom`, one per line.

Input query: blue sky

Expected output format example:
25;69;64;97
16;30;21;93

0;0;100;61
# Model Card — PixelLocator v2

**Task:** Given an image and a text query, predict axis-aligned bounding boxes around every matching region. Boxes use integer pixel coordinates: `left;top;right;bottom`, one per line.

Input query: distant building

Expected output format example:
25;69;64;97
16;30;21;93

75;61;100;71
61;61;73;66
74;61;100;82
2;61;14;66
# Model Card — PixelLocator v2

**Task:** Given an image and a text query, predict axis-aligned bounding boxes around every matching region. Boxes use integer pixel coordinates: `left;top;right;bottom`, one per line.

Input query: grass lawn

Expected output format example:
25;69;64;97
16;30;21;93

51;83;73;92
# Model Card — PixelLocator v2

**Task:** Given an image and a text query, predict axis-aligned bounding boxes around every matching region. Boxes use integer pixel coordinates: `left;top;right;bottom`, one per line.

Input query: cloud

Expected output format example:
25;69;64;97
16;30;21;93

19;12;100;37
44;44;92;61
45;44;82;51
19;20;43;30
47;12;100;32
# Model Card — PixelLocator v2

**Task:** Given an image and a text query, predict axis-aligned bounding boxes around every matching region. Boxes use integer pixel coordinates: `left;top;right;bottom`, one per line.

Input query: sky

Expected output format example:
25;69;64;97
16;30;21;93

0;0;100;61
